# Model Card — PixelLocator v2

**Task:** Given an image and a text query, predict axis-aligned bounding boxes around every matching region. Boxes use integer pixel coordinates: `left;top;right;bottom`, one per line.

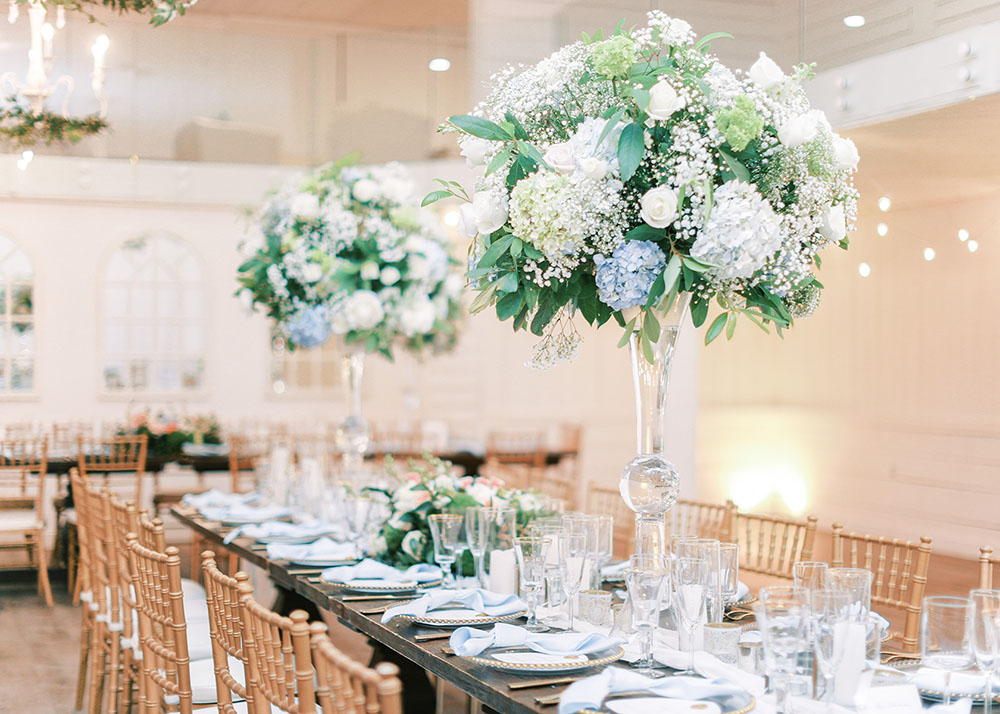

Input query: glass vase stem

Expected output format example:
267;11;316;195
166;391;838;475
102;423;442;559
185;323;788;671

336;343;370;480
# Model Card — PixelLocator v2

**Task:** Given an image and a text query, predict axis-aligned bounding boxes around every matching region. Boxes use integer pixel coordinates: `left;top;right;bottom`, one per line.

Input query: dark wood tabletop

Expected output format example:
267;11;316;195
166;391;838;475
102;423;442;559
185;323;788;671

169;504;592;714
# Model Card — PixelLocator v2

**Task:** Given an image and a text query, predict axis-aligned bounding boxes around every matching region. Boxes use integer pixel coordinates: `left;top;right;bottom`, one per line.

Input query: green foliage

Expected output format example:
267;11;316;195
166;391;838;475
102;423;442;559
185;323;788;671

0;100;106;149
22;0;195;26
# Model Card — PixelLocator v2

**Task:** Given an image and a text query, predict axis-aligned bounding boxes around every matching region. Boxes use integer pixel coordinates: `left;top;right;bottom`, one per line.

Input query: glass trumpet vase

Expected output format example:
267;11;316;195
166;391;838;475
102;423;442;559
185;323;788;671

335;341;371;481
619;293;691;558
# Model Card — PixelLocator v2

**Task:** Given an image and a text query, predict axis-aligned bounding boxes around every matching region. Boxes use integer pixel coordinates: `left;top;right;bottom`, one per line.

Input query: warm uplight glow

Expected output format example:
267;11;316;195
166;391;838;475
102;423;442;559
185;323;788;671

876;223;888;237
878;196;892;212
924;247;936;261
443;209;460;227
968;240;979;253
958;228;970;242
843;15;866;28
729;464;808;515
92;34;110;61
428;58;451;72
858;262;871;277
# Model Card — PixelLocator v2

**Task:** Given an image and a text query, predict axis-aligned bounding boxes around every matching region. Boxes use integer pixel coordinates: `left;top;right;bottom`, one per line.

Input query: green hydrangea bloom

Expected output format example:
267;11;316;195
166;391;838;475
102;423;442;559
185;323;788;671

590;35;637;78
715;95;765;152
787;283;822;319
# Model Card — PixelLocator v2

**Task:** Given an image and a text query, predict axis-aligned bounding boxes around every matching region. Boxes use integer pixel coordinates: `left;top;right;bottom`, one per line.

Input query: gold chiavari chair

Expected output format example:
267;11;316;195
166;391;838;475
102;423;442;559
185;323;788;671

980;546;997;589
311;623;403;714
485;430;546;468
200;553;252;712
109;494;147;712
78;434;150;502
370;427;424;461
586;482;635;558
228;434;265;495
0;437;52;606
71;469;99;712
666;499;738;543
831;524;932;654
736;511;818;580
135;510;211;615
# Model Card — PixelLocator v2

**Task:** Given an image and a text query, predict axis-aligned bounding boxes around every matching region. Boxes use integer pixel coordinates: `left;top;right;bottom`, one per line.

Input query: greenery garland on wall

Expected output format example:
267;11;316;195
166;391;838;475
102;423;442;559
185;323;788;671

15;0;197;26
0;101;108;148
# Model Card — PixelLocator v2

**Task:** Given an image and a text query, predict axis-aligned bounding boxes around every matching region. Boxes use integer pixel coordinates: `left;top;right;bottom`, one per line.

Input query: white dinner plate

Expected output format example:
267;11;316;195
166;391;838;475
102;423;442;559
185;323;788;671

324;578;443;594
394;607;525;628
464;644;624;674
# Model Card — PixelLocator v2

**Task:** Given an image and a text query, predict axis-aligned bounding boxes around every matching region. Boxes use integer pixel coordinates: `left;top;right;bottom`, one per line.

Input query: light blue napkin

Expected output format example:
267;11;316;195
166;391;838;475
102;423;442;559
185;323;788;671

450;622;623;658
381;589;526;623
198;503;292;525
266;538;357;564
182;489;258;509
558;667;750;714
320;558;442;584
221;520;340;545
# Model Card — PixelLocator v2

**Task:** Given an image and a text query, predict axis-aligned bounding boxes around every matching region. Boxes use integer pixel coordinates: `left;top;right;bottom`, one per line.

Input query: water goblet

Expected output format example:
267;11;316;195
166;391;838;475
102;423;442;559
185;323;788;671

719;543;740;605
625;561;668;678
971;589;1000;713
755;590;810;714
794;561;829;593
673;556;708;675
811;589;852;711
428;513;463;586
514;536;551;632
921;596;975;706
828;567;873;621
344;496;373;558
676;538;722;622
560;532;588;629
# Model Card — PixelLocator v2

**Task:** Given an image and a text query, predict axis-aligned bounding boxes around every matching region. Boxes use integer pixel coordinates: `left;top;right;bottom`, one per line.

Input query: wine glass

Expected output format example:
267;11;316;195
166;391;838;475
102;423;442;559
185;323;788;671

719;543;740;605
794;561;829;592
755;590;809;714
514;536;551;632
971;589;1000;713
673;556;708;675
464;507;489;589
674;538;722;622
560;532;588;629
625;560;668;678
595;514;614;579
921;596;974;705
828;568;873;621
428;513;463;586
811;589;852;711
344;496;373;558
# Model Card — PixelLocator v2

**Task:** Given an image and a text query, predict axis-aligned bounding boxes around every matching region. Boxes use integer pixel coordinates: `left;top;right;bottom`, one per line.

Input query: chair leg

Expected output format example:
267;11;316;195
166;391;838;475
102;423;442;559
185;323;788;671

74;609;92;711
107;633;122;714
68;525;79;601
89;630;105;714
34;529;54;607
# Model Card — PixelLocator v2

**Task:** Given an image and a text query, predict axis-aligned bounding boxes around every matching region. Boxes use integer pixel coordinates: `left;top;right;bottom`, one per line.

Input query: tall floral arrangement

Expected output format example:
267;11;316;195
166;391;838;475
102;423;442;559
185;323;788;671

120;410;222;459
427;13;858;367
238;156;465;359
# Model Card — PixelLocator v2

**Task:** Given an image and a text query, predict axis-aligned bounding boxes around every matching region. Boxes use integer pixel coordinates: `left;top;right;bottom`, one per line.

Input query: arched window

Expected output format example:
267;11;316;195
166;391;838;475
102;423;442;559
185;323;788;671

0;234;34;393
102;233;205;395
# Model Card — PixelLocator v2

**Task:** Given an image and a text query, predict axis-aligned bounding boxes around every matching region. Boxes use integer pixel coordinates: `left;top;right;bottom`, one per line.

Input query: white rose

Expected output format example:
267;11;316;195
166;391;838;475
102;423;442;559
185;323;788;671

639;185;679;229
360;262;380;280
579;156;608;180
647;80;685;121
466;481;495;506
778;113;819;148
352;178;380;203
457;191;508;239
459;135;492;167
748;52;785;90
397;294;436;336
444;273;464;298
543;142;576;174
832;135;860;171
345;290;385;331
380;176;413;205
290;193;320;221
301;262;323;283
819;204;847;242
380;266;401;286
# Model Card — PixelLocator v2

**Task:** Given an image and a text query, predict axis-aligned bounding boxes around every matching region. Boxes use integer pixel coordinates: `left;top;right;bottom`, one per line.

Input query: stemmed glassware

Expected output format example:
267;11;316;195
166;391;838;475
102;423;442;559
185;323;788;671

673;556;708;675
794;561;829;592
719;543;740;605
811;589;851;711
921;596;975;705
970;589;1000;713
344;496;373;559
514;536;551;632
464;507;489;589
675;538;722;622
560;532;588;629
595;514;614;583
756;588;810;714
428;513;463;586
625;556;669;678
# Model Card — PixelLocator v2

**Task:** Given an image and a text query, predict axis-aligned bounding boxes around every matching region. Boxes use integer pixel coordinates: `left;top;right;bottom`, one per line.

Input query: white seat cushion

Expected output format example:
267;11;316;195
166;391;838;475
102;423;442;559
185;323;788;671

189;655;246;703
0;509;43;531
194;701;252;713
186;618;214;661
181;578;207;600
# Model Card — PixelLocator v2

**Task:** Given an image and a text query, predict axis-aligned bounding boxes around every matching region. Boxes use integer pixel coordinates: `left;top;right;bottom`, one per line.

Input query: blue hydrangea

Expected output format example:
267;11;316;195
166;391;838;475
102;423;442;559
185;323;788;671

594;240;667;311
286;304;332;348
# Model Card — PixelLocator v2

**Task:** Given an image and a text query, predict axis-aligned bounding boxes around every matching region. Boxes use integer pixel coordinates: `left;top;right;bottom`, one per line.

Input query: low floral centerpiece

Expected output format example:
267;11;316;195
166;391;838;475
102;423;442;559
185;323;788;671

120;410;222;460
427;13;859;554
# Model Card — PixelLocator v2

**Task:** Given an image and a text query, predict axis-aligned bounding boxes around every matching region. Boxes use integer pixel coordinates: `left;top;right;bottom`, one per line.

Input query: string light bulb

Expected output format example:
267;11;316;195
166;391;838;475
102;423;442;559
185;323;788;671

923;247;936;261
958;228;970;242
877;223;888;237
858;262;871;277
878;196;892;212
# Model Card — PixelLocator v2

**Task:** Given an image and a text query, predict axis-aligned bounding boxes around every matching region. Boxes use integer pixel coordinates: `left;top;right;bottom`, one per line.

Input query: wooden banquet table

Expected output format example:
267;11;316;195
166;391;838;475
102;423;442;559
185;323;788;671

170;504;587;714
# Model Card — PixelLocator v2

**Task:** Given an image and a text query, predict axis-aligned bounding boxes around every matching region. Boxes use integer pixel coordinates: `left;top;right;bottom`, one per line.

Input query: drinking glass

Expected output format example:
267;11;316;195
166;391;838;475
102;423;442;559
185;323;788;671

719;543;740;604
566;514;601;588
675;538;722;622
531;522;566;608
625;562;668;678
344;496;373;558
595;514;614;576
755;590;810;714
673;556;708;675
464;507;489;589
811;589;852;711
921;596;974;705
971;589;1000;713
514;536;551;632
794;561;829;592
428;513;463;586
828;568;873;621
560;532;589;629
482;507;517;592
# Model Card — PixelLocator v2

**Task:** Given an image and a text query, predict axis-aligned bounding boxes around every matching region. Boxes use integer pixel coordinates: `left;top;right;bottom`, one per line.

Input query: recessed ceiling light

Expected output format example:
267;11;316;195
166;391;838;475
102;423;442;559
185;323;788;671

958;228;970;242
968;240;979;253
843;15;866;28
878;196;892;212
858;262;871;277
876;223;888;237
428;58;451;72
923;247;936;261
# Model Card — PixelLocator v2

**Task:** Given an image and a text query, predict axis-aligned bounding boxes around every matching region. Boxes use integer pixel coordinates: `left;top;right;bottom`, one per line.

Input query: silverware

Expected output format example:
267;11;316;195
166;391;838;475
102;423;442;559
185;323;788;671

441;647;455;656
535;693;561;706
507;677;579;691
414;632;453;642
342;594;417;602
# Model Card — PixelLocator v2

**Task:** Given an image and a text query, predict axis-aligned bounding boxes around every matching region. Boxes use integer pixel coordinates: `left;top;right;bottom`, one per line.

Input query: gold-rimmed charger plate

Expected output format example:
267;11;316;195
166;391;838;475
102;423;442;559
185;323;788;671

724;595;757;610
465;645;625;674
887;659;993;704
395;608;526;628
323;578;443;594
578;692;756;714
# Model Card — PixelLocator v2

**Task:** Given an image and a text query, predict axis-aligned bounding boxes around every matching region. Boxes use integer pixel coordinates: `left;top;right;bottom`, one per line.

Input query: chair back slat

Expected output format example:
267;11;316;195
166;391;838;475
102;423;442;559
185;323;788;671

202;553;254;711
78;434;149;504
981;546;997;589
666;499;737;542
485;430;546;469
831;523;933;653
0;438;48;513
310;623;402;714
737;512;818;579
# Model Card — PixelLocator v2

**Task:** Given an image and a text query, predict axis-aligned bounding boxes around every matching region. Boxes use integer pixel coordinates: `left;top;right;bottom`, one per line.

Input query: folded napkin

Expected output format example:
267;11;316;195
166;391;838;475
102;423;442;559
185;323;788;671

652;648;765;696
558;666;750;714
602;561;628;578
451;622;623;658
381;589;525;623
182;489;258;509
752;687;972;714
265;538;357;563
320;558;442;584
907;667;995;694
222;519;340;545
198;503;292;524
728;581;750;602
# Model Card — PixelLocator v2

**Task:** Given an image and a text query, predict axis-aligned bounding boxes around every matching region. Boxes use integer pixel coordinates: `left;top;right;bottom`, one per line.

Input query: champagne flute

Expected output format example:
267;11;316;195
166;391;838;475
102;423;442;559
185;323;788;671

595;514;614;577
675;538;722;622
560;532;588;629
464;507;488;589
811;589;851;711
719;543;740;605
428;513;463;586
673;556;708;675
971;589;1000;713
921;596;974;705
344;496;372;558
514;536;551;632
625;561;668;678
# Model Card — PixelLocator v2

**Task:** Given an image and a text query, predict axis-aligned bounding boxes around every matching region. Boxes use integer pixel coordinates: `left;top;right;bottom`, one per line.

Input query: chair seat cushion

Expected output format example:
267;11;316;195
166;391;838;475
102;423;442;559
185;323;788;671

0;509;43;531
62;508;77;525
189;655;246;703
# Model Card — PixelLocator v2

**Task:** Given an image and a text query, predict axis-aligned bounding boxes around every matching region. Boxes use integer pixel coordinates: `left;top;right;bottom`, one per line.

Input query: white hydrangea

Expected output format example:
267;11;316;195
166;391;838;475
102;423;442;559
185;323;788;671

690;180;783;279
